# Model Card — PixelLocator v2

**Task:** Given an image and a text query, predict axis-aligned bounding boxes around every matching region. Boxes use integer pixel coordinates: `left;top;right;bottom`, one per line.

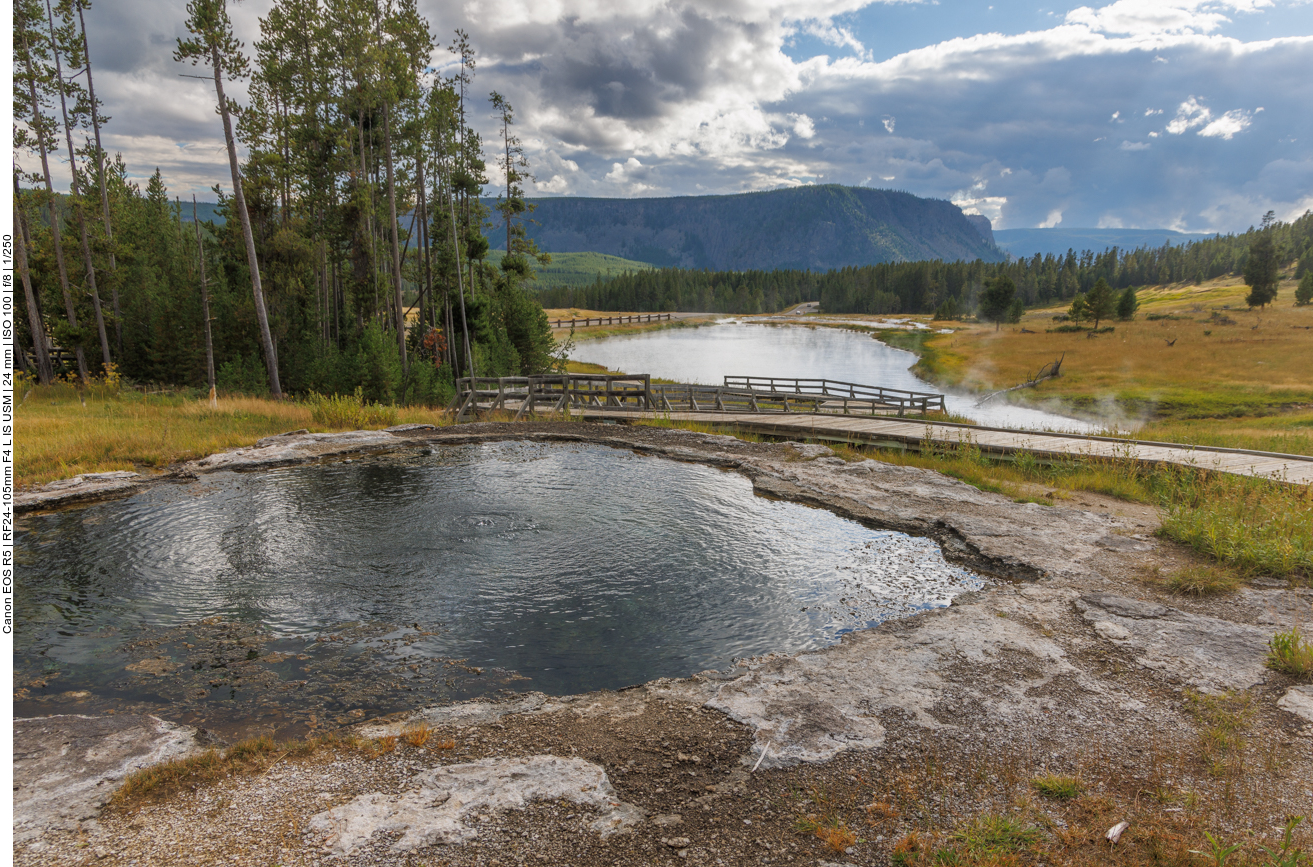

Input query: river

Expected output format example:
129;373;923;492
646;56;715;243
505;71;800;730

574;321;1101;432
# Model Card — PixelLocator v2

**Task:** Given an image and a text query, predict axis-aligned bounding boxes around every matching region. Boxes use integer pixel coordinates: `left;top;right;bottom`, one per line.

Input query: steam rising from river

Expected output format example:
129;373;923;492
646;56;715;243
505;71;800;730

573;322;1105;432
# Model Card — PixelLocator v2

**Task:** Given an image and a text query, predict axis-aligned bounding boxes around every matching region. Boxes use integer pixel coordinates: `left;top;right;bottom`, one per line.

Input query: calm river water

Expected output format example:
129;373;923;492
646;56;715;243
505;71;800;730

575;322;1099;432
15;441;982;736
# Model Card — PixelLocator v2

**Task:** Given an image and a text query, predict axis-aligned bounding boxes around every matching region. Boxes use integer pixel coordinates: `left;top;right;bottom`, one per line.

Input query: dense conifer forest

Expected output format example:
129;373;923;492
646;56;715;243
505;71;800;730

14;0;556;402
540;212;1313;316
13;0;1313;397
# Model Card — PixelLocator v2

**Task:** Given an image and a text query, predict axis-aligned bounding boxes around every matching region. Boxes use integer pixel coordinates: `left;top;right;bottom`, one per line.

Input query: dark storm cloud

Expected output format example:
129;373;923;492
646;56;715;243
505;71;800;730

46;0;1313;231
541;7;724;122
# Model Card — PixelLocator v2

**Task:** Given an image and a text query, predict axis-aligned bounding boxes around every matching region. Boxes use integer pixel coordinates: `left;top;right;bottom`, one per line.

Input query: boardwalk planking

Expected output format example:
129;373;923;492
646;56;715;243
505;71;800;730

577;408;1313;484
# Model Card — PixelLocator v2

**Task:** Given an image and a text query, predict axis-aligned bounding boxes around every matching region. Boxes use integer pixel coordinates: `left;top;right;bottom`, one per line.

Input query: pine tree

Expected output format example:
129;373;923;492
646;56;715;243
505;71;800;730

490;91;549;278
1068;293;1089;323
1243;233;1279;309
48;0;114;373
978;274;1016;330
15;0;90;382
176;0;283;397
1296;272;1313;307
1006;296;1024;324
1085;277;1115;329
1116;285;1139;321
13;181;55;383
73;0;122;357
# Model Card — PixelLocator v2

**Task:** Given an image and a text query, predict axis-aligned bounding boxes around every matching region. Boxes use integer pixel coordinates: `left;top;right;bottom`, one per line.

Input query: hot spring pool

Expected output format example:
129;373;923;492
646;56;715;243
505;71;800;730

14;441;983;737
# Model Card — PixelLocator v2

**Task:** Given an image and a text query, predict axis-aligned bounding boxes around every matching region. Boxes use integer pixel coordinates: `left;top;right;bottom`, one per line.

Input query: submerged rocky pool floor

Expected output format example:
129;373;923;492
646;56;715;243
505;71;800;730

14;423;1313;866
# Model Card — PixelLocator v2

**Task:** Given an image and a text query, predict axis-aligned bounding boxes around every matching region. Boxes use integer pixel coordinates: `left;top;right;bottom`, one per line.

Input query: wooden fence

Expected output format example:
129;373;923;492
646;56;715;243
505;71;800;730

719;376;945;416
549;313;672;328
454;374;653;422
454;373;946;422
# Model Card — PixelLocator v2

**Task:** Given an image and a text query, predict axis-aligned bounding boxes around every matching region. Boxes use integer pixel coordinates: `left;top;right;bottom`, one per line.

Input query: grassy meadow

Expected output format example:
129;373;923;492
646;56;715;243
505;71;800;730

13;381;452;489
913;274;1313;454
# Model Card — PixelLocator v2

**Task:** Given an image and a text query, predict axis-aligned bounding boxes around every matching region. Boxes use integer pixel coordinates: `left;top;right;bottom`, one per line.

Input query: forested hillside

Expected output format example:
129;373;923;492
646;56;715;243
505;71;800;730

483;185;1004;270
541;212;1313;315
14;0;556;402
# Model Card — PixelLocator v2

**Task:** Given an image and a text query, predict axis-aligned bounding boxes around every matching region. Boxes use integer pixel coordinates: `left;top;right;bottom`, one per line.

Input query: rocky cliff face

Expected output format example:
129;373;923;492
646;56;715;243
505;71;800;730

965;213;996;246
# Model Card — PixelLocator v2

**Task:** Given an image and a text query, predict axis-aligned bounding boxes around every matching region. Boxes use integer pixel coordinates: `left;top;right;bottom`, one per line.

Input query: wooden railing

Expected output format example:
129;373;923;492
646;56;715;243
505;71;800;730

453;373;945;421
454;374;652;422
550;313;672;328
720;376;946;416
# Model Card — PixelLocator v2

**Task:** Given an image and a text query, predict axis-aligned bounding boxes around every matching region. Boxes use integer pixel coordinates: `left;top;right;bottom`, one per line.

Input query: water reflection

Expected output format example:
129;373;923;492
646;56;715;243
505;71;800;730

575;322;1100;432
15;442;983;732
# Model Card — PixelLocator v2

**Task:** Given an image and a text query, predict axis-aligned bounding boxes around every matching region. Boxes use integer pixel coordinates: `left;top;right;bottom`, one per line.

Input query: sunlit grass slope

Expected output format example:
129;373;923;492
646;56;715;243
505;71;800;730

14;383;450;488
916;274;1313;452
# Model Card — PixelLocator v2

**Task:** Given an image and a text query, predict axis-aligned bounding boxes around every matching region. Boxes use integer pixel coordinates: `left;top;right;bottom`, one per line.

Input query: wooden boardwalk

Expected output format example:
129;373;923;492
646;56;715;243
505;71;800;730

576;408;1313;485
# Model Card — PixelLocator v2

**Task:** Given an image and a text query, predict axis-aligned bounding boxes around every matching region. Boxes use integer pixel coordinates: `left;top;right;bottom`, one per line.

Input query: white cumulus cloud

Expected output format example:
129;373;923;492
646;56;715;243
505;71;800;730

1198;109;1253;139
1166;97;1212;134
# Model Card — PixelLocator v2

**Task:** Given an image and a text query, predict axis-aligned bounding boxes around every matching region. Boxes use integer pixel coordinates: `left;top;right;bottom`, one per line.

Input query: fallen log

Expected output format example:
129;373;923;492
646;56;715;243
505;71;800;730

974;353;1064;406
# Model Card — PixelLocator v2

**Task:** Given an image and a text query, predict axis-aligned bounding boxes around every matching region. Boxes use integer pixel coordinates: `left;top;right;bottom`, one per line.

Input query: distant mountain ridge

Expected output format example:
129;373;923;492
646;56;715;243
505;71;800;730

486;185;1003;270
993;227;1217;259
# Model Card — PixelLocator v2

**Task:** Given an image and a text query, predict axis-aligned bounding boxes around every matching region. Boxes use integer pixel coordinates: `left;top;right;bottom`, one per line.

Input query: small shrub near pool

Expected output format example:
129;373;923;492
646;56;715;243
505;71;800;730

1031;774;1081;800
1267;628;1313;680
306;387;398;429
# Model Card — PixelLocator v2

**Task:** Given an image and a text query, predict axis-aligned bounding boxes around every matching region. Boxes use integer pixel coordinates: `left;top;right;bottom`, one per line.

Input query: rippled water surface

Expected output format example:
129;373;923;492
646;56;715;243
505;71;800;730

15;442;982;736
576;322;1099;431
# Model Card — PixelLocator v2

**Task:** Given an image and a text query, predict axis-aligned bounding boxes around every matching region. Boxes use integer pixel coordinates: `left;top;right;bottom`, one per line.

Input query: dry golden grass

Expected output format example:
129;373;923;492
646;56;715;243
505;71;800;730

921;275;1313;428
1138;563;1243;596
403;722;432;747
14;383;452;488
112;732;356;805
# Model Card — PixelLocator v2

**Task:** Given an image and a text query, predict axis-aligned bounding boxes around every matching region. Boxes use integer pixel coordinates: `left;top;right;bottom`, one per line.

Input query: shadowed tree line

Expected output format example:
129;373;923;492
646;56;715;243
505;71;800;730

13;0;556;404
541;211;1313;317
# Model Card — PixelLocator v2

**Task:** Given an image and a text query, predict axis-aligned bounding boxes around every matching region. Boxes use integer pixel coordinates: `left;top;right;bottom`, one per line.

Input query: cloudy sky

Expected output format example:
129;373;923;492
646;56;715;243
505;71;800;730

67;0;1313;231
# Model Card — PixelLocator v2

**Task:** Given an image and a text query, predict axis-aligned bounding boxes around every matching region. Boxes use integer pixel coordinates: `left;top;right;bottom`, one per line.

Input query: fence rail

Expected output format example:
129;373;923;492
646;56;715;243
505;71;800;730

720;376;946;416
454;373;945;421
454;374;653;422
549;313;672;328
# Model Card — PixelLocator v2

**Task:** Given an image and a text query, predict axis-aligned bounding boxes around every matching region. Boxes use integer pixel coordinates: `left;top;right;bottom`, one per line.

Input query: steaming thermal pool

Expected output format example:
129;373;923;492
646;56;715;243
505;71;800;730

15;441;983;736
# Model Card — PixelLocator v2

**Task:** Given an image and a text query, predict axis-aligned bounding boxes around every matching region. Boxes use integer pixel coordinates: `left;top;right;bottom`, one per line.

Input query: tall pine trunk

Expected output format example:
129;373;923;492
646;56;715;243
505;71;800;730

21;28;88;383
47;0;112;373
192;196;216;406
76;2;121;358
446;173;475;381
382;100;407;372
13;188;54;383
209;43;282;398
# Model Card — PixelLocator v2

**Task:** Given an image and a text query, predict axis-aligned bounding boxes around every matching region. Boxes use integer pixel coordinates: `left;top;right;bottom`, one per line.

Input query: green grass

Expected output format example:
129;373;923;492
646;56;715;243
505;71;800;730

487;250;656;288
14;378;453;488
305;388;398;429
1267;628;1313;681
1134;411;1313;457
1031;775;1081;800
1159;472;1313;580
885;431;1312;582
947;814;1043;856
